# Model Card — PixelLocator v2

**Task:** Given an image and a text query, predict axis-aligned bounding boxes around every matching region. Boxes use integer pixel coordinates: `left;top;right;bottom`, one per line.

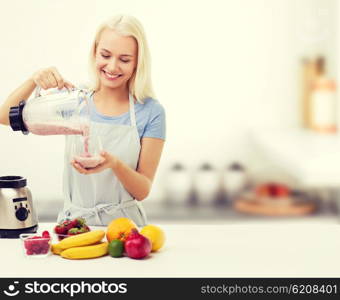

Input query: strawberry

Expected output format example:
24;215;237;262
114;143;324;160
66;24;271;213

62;220;74;232
54;224;66;235
42;231;50;238
70;219;79;228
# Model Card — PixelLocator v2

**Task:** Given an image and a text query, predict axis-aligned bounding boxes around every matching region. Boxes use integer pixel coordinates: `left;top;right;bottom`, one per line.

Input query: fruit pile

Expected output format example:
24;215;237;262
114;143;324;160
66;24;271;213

23;231;51;256
107;218;165;259
50;217;165;260
54;218;91;240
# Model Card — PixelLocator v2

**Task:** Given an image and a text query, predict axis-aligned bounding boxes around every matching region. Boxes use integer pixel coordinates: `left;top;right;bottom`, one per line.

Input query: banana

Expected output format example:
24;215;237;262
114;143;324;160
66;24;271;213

58;230;105;250
60;242;108;259
51;243;63;255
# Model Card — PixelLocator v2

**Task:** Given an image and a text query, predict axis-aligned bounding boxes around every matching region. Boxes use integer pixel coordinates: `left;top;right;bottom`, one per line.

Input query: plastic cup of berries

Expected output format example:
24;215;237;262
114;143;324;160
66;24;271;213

20;231;51;258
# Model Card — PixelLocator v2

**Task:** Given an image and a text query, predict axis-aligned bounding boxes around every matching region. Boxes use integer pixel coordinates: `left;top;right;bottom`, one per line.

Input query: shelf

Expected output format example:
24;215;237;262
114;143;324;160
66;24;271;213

143;201;339;224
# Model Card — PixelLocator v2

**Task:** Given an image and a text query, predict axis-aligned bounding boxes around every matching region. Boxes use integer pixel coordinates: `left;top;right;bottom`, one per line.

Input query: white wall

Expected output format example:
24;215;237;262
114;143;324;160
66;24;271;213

0;0;337;205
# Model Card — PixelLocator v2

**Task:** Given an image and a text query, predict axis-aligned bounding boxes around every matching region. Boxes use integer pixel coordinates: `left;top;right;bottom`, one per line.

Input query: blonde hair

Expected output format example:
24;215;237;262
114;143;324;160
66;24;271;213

88;15;155;103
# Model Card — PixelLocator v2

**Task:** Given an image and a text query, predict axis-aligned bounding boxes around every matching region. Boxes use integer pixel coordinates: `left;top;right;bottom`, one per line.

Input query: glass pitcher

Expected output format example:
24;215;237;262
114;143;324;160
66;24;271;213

9;87;90;136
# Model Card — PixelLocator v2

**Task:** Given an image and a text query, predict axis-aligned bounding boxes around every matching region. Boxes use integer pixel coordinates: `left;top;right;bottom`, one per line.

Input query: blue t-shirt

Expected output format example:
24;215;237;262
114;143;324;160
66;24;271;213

89;93;166;140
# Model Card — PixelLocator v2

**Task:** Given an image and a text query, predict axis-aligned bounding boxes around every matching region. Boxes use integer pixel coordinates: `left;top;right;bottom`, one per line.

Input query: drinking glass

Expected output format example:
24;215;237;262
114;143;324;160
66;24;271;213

71;135;104;169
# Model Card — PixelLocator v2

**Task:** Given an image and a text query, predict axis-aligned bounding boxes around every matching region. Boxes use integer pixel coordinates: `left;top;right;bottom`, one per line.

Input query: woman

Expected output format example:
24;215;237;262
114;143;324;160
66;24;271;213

0;15;165;226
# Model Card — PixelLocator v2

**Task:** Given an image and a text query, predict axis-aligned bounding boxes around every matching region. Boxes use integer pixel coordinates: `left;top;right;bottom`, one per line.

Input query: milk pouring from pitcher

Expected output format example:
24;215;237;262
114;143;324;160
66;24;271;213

9;87;90;136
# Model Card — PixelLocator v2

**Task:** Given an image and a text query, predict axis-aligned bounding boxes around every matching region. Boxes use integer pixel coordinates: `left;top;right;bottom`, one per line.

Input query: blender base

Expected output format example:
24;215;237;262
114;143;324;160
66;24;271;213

0;224;38;239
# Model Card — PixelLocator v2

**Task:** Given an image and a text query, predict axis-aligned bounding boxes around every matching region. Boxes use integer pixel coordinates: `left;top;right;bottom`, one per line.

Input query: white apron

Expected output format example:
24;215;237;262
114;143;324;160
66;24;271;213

57;93;148;226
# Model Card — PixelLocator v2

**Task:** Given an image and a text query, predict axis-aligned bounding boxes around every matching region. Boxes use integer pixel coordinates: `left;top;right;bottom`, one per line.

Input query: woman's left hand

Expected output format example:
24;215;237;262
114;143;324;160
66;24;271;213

71;151;117;175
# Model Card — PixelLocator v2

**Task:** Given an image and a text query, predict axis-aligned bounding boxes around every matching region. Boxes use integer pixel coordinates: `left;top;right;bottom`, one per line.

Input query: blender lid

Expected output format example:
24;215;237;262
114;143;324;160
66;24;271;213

0;176;26;188
9;100;29;135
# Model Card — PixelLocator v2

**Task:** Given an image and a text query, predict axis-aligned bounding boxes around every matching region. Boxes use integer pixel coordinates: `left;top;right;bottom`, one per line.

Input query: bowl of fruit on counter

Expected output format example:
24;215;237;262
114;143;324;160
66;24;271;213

233;182;316;216
54;218;91;241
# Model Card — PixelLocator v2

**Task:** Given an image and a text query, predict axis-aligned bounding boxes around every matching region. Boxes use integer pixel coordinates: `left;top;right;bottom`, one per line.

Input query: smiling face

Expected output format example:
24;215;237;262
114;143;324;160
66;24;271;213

95;28;138;91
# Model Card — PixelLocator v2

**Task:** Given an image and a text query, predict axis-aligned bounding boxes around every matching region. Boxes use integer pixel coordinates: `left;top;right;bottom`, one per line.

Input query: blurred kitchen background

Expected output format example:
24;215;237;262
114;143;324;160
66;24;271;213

1;0;340;224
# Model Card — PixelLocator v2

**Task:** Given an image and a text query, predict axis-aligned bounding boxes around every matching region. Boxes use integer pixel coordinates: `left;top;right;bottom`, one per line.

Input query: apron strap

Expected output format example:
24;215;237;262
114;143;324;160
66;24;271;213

129;94;137;127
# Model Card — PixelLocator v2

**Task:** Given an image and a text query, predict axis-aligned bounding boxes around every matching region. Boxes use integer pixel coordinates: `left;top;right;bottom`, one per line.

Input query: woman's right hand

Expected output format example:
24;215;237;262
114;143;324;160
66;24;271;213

31;67;75;90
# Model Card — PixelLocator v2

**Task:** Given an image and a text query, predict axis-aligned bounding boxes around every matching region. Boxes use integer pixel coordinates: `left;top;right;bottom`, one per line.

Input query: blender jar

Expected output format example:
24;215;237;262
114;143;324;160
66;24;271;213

9;87;90;136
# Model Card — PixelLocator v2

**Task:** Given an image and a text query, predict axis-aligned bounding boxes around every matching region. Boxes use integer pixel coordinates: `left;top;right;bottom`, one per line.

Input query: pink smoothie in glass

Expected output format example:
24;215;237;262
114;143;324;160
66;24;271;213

74;154;104;169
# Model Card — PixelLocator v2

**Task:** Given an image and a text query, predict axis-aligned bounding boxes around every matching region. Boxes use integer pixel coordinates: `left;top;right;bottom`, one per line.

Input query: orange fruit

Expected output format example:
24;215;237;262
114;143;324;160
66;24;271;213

140;225;165;252
106;217;137;242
